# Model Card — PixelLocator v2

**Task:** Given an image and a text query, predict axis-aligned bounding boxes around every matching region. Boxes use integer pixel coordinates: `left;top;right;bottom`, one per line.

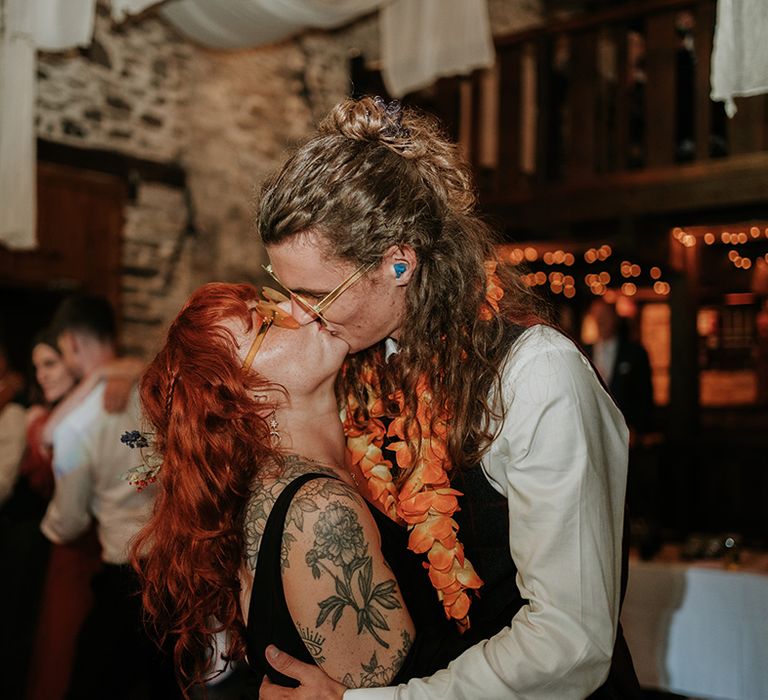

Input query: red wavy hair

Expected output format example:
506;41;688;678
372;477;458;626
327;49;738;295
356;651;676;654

131;282;281;695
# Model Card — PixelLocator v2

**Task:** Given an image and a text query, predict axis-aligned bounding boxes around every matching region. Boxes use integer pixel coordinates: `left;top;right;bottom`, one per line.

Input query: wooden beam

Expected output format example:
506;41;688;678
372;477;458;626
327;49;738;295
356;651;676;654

612;25;630;172
568;30;599;177
496;0;705;49
37;139;185;192
497;45;522;196
483;152;768;228
645;11;678;167
728;96;767;155
694;0;716;161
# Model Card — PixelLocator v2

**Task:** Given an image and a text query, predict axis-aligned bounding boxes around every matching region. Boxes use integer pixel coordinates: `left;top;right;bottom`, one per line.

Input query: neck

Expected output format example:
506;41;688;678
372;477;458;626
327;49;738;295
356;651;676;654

274;382;346;468
79;342;117;378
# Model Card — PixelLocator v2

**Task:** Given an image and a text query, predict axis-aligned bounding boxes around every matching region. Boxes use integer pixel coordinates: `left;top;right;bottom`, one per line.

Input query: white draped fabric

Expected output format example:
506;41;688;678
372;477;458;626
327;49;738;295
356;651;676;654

380;0;495;97
711;0;768;117
159;0;387;50
161;0;495;98
0;0;37;249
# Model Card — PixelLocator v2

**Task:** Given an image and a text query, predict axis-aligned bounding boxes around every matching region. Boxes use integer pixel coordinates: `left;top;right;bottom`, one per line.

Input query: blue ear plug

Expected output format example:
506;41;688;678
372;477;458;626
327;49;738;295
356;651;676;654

394;263;407;279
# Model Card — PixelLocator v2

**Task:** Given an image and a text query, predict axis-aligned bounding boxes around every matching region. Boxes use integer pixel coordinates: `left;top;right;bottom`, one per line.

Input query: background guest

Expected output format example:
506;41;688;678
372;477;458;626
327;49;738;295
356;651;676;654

40;295;176;700
587;298;655;441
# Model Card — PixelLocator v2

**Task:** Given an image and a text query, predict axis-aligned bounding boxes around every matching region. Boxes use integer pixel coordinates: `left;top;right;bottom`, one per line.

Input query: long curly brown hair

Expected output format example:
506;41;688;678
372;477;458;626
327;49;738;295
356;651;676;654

258;96;546;478
131;283;281;695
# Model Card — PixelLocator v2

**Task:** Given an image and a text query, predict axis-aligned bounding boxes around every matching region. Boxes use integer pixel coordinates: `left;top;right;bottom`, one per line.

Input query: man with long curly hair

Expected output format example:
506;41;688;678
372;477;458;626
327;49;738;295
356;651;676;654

258;97;642;700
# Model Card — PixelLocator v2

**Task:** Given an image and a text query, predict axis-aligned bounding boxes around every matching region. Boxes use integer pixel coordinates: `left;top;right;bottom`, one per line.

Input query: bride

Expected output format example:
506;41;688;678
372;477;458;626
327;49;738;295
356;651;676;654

131;282;463;697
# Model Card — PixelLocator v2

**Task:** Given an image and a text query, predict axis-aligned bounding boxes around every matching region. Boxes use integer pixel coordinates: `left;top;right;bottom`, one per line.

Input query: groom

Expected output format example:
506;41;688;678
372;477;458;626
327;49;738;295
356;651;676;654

256;96;641;699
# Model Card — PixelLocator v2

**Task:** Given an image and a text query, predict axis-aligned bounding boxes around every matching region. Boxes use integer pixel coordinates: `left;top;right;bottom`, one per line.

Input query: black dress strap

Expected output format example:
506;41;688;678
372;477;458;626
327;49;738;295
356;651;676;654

246;472;340;688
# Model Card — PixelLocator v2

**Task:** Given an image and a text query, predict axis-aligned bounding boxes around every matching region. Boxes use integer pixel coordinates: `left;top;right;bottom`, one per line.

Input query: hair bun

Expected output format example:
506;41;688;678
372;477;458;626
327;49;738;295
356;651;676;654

321;96;424;159
316;96;475;215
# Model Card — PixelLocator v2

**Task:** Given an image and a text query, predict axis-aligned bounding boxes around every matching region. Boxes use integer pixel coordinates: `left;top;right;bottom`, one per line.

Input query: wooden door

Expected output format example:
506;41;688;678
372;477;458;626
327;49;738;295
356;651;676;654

0;162;125;373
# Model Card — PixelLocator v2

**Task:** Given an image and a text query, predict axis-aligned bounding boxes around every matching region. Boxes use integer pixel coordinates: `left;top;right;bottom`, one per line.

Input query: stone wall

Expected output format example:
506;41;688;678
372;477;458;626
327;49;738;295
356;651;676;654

36;5;191;162
32;1;541;358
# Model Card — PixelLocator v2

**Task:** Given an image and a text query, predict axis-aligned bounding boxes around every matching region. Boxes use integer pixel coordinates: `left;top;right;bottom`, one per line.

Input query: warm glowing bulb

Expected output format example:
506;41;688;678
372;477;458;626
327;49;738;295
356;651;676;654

621;282;637;296
564;287;576;298
721;232;730;243
750;227;760;238
564;253;575;266
728;250;739;261
524;247;538;262
704;232;715;245
630;264;641;277
650;266;661;279
742;258;752;269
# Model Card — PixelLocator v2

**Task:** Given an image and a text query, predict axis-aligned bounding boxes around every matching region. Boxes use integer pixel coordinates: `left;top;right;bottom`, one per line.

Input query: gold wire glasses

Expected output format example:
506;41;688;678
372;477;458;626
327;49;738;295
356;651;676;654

262;261;376;329
242;288;300;370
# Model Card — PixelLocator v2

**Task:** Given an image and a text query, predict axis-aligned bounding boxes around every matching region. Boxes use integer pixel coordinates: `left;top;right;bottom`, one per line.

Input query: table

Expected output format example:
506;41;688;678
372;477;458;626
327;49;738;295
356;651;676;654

621;547;768;700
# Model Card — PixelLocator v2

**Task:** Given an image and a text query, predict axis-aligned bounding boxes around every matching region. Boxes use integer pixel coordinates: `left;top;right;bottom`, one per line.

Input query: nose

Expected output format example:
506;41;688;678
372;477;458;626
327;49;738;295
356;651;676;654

287;298;318;326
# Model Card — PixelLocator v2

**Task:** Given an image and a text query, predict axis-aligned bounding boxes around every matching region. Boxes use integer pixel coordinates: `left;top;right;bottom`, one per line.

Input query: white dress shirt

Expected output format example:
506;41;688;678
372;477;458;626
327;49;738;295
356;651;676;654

41;382;155;564
347;325;629;699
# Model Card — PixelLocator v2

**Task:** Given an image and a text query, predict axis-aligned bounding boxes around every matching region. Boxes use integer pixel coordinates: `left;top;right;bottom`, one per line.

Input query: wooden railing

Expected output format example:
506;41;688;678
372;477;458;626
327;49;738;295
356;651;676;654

451;0;767;205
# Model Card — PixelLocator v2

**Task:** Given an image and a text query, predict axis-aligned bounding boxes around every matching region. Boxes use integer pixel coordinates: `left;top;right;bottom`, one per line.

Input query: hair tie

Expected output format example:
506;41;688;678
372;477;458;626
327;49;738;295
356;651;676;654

373;96;410;139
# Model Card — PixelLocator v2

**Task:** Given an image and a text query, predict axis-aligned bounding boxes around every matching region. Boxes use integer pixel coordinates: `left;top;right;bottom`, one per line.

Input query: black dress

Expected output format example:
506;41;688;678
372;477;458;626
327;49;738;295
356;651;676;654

245;473;469;690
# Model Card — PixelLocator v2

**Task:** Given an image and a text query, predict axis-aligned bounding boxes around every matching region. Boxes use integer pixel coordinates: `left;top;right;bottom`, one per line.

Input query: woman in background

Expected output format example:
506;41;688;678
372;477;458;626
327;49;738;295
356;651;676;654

23;332;141;700
0;331;86;700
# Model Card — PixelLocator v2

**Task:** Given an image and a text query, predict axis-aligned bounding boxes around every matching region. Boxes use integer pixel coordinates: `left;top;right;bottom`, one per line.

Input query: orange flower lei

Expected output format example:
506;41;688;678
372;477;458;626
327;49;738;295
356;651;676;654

343;261;503;631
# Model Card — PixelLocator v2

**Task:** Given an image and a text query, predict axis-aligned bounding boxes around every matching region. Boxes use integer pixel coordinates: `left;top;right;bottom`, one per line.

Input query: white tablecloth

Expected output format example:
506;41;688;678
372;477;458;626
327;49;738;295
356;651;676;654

621;550;768;700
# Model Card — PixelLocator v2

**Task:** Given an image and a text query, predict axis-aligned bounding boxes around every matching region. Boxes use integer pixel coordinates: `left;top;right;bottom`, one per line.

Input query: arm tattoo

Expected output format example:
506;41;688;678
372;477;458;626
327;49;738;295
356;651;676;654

243;455;357;572
307;502;402;649
297;624;327;665
342;630;413;688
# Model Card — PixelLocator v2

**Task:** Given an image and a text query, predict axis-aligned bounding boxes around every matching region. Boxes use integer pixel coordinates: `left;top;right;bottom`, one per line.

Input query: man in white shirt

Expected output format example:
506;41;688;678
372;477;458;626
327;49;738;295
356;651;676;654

42;295;177;700
256;96;642;700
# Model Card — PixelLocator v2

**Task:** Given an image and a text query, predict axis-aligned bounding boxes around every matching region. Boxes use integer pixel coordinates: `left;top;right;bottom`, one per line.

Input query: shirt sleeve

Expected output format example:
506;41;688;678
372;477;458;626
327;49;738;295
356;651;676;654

0;404;27;504
346;328;629;700
41;420;94;543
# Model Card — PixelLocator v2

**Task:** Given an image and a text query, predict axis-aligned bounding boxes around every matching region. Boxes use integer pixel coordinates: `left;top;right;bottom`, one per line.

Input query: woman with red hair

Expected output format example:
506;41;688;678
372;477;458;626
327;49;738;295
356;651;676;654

132;282;463;698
